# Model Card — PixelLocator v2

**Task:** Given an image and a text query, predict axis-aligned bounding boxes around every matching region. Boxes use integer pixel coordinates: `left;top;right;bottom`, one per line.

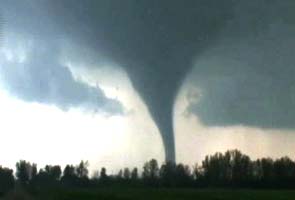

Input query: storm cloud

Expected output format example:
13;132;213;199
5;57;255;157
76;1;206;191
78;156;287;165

48;0;235;161
0;38;123;114
186;1;295;129
1;0;295;162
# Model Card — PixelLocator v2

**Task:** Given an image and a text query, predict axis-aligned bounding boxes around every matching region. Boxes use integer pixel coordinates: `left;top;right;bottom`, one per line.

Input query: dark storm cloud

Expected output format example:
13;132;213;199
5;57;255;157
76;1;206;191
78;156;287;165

186;1;295;129
3;0;294;161
0;39;123;114
47;0;235;161
1;0;59;37
0;0;123;114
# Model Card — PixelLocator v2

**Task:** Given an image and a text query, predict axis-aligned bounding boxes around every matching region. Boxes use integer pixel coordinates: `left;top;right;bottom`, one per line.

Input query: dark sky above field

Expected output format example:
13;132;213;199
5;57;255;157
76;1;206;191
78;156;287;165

1;0;295;169
2;0;295;127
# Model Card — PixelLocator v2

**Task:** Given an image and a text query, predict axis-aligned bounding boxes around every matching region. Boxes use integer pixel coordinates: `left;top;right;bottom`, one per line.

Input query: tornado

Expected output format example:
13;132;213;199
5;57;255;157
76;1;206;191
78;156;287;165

3;0;294;162
49;0;235;162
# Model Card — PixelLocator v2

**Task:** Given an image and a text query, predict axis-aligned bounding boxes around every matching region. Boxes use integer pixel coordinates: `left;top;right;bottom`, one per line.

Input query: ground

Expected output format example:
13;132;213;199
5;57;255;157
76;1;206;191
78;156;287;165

3;188;294;200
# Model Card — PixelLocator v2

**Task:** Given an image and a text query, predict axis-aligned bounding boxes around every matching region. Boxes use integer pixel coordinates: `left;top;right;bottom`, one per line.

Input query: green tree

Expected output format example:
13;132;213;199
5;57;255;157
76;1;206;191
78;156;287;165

16;160;32;185
100;167;108;183
76;161;89;178
131;167;138;180
143;159;159;186
61;165;77;186
0;166;14;195
273;157;295;185
227;150;253;185
159;161;176;187
143;159;159;179
123;168;131;180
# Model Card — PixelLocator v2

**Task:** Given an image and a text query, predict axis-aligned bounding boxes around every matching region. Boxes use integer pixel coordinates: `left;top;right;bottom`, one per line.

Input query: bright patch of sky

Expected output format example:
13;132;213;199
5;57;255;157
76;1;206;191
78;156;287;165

0;36;164;173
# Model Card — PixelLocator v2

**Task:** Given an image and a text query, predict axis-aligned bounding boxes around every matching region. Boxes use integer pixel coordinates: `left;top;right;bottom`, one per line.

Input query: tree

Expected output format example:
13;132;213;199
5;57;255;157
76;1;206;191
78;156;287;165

143;159;159;179
202;153;230;185
260;158;274;184
159;161;177;187
5;149;295;190
0;166;14;195
31;165;62;188
175;164;192;186
100;167;107;179
76;161;89;179
16;160;32;185
227;150;253;185
45;165;62;180
31;164;38;180
123;168;131;180
131;168;138;180
61;165;77;186
201;150;253;186
100;167;108;184
273;157;295;186
117;169;123;179
63;165;76;178
193;163;203;180
143;159;159;186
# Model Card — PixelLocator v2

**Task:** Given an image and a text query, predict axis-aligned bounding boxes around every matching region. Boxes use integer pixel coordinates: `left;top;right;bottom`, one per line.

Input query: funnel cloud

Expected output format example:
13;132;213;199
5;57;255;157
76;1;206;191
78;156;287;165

2;0;294;162
49;0;235;161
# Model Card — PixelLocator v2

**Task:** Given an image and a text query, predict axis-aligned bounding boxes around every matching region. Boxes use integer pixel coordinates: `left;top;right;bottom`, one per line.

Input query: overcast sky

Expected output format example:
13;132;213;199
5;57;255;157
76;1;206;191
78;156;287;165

1;0;295;172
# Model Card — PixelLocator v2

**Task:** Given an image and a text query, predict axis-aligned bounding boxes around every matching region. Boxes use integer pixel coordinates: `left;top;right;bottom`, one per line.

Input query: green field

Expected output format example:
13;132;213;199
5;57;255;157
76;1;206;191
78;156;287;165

8;188;294;200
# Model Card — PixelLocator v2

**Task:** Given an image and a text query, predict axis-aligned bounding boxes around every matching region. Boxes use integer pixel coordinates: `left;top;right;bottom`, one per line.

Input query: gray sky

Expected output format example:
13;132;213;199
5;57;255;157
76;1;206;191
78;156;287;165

186;1;295;129
1;0;295;171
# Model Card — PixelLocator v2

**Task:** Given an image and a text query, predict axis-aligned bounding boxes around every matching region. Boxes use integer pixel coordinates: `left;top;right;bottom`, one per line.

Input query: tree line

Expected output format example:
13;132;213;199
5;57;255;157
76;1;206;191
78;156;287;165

1;149;295;195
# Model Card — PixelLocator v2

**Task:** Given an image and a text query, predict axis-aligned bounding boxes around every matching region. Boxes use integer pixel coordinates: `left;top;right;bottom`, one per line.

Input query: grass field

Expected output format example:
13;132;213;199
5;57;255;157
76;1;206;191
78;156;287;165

13;188;294;200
